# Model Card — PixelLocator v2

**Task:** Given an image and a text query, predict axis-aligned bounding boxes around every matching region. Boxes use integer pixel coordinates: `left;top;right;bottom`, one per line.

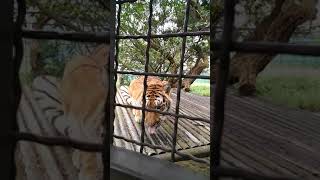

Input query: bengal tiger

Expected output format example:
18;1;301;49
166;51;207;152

119;76;172;134
33;44;109;180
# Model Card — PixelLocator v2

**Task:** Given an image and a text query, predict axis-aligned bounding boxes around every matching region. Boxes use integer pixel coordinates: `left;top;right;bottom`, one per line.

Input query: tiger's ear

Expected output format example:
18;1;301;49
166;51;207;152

91;44;110;66
162;80;171;95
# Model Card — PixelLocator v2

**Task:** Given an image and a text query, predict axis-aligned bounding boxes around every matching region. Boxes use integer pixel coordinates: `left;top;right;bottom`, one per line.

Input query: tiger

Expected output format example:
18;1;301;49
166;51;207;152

60;44;109;180
32;44;109;180
119;76;172;134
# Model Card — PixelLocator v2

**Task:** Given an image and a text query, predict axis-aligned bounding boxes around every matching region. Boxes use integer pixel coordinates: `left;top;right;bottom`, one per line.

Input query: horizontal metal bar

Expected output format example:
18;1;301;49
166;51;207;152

12;131;103;152
214;166;299;180
117;70;210;79
117;31;210;39
22;30;110;43
115;103;210;123
116;0;137;4
21;31;320;57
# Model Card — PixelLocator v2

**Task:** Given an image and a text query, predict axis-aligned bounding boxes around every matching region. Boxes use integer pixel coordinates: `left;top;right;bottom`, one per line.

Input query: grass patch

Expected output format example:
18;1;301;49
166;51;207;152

190;83;210;96
256;75;320;112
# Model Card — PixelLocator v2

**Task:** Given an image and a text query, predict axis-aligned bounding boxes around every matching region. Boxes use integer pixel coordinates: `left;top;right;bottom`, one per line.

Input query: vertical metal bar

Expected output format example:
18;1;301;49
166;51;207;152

140;0;154;153
103;0;115;179
114;0;122;146
171;0;191;161
12;0;26;179
211;0;235;179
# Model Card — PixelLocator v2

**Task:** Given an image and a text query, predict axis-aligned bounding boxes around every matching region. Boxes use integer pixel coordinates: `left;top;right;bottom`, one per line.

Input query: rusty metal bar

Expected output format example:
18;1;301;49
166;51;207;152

171;0;192;162
211;0;236;180
139;0;154;154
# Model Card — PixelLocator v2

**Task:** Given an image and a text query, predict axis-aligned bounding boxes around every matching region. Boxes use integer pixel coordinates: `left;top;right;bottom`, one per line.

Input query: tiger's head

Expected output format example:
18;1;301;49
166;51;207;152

143;78;172;134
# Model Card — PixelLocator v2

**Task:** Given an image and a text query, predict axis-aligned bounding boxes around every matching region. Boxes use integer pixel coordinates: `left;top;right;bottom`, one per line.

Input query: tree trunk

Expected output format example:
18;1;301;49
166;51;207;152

182;55;209;92
215;0;317;96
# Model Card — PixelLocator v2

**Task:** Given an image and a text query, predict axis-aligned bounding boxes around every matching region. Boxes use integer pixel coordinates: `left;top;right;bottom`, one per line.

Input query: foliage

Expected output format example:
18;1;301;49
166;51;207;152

256;75;320;112
26;0;110;32
118;0;210;81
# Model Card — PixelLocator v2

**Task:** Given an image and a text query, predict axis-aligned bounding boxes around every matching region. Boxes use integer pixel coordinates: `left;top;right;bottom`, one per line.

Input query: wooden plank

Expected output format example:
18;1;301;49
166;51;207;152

223;118;320;178
231;95;320;132
226;96;320;151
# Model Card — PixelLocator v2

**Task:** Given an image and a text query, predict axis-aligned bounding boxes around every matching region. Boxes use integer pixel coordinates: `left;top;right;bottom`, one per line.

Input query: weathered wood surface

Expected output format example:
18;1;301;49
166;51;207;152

15;75;320;180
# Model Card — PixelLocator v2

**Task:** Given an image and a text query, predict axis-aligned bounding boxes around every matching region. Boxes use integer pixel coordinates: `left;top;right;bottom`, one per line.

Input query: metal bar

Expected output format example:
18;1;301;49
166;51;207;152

116;0;137;4
114;0;122;144
103;0;116;179
12;132;103;152
139;0;154;154
117;31;210;39
117;70;210;79
0;0;15;179
22;29;320;56
22;30;110;43
114;103;210;123
171;0;191;162
211;0;236;180
12;0;27;179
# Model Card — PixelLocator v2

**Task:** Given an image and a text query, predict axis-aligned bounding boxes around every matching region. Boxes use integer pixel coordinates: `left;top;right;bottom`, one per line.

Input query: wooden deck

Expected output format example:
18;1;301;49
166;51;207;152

15;76;320;180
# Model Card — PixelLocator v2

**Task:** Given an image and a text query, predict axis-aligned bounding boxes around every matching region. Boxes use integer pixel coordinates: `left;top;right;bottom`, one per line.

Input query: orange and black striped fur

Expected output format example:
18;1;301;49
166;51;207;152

120;76;172;134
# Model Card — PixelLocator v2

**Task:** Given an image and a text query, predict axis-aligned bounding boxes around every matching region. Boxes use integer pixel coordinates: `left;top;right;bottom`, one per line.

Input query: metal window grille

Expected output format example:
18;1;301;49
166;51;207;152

2;0;320;180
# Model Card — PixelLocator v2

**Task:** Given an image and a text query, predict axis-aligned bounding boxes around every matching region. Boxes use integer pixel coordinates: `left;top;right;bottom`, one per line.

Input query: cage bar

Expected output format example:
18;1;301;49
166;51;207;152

139;0;154;153
0;0;15;179
171;0;192;162
211;0;236;180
